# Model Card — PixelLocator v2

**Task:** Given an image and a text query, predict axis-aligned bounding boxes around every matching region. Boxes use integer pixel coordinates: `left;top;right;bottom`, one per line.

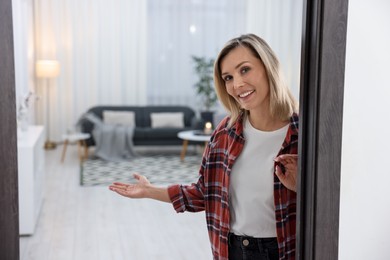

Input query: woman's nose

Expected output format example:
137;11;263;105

233;77;244;89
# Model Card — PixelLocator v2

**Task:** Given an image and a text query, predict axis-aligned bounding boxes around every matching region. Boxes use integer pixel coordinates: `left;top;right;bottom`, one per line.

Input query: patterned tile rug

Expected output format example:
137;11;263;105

80;153;202;187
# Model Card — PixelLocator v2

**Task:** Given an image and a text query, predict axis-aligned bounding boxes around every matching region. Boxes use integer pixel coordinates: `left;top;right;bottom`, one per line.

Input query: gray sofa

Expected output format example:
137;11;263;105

79;105;199;147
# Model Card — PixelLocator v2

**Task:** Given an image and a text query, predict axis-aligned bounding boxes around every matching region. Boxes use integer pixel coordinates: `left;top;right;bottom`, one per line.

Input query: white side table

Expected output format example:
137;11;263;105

177;130;211;161
61;133;91;163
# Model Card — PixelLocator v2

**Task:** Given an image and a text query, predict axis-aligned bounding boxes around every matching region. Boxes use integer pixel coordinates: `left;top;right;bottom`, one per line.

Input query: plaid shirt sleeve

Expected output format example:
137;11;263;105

168;178;206;213
167;117;225;214
167;117;228;214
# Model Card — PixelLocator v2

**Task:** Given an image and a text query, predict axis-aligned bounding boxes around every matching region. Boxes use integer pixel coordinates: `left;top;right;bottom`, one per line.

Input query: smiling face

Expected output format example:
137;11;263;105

220;46;270;115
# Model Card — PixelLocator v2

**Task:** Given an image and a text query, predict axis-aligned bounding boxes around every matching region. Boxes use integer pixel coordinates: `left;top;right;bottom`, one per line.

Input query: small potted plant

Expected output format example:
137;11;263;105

192;56;217;124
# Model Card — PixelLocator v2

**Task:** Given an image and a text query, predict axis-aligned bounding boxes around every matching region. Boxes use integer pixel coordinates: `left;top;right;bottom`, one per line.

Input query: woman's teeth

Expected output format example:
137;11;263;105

239;90;254;98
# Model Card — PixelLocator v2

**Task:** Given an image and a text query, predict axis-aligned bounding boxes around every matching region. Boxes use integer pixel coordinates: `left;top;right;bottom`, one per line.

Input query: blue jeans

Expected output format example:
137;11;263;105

228;233;279;260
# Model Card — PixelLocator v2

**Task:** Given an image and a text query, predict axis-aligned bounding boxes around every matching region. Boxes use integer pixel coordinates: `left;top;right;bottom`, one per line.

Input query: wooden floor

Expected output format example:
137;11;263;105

19;145;212;260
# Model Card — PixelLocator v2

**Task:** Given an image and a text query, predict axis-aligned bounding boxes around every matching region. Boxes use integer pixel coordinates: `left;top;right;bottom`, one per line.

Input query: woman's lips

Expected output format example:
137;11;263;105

238;90;254;98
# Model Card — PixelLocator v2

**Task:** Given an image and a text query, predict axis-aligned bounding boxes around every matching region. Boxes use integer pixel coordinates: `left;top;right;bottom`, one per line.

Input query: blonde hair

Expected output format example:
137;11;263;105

214;34;298;127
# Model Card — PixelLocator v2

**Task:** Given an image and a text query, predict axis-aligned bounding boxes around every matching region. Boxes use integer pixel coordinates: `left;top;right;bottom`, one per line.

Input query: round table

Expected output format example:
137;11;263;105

177;130;211;161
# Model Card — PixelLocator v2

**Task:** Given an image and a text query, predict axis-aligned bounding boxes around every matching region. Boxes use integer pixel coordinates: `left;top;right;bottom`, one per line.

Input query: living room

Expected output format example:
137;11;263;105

3;0;390;259
12;0;305;259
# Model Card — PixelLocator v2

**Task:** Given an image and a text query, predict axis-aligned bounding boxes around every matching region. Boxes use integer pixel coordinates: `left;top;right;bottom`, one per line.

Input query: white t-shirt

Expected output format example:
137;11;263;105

229;118;288;237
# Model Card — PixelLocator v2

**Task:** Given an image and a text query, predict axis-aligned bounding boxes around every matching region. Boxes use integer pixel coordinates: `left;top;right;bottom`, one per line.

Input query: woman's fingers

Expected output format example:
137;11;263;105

109;183;128;191
133;172;142;180
110;173;144;190
109;172;150;199
279;154;298;159
133;172;150;185
275;157;297;192
274;154;298;162
275;165;284;178
112;182;128;186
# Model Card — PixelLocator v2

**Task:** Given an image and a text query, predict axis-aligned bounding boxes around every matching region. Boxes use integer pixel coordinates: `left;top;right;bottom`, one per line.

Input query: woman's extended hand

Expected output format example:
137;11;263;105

274;154;298;192
109;173;171;202
109;173;151;199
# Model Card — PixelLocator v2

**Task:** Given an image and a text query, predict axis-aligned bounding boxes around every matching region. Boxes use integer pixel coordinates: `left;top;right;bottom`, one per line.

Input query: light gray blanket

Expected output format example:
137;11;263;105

80;113;137;162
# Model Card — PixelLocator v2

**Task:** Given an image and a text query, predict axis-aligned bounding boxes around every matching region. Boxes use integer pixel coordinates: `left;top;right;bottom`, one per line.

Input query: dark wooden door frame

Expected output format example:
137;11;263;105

0;0;19;259
1;1;349;259
297;0;349;259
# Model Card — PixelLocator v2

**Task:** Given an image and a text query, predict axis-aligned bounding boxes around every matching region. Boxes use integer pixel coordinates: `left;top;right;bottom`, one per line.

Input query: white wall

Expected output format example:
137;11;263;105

339;0;390;259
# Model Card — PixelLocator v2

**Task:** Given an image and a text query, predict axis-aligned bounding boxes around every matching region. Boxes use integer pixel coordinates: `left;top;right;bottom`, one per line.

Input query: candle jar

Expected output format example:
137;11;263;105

204;122;212;135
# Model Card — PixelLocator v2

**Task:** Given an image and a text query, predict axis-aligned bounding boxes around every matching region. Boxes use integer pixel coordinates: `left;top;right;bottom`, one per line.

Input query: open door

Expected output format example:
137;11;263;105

297;0;349;259
0;0;20;259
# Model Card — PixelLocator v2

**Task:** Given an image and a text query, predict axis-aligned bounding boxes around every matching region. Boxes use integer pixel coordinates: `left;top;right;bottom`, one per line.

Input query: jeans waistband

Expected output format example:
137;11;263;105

228;233;277;247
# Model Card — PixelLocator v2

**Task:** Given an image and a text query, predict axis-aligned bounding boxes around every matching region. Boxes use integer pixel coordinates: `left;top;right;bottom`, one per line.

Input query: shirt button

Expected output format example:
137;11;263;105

242;239;249;246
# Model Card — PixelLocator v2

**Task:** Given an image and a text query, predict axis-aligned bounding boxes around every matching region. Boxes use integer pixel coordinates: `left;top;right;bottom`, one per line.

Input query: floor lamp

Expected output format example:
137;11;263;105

36;60;60;150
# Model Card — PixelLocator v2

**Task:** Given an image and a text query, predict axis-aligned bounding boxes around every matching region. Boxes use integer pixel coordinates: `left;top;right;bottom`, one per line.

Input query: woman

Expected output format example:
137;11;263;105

109;34;299;260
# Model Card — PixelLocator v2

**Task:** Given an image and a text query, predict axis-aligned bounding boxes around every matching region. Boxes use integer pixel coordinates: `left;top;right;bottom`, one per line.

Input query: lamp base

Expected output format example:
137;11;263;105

44;140;57;150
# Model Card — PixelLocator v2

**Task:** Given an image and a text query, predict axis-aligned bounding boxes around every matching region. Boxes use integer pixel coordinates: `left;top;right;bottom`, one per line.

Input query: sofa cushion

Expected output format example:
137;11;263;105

85;106;145;127
143;106;195;127
150;112;184;128
103;110;135;126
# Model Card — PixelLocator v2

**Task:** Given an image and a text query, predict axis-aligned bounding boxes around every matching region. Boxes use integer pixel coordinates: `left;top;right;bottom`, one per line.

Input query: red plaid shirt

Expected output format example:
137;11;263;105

168;113;299;260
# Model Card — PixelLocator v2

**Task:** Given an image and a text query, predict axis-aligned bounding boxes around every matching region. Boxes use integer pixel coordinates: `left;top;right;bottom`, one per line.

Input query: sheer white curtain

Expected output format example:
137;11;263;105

147;0;302;113
246;0;303;99
33;0;302;141
34;0;147;141
12;0;36;123
146;0;247;113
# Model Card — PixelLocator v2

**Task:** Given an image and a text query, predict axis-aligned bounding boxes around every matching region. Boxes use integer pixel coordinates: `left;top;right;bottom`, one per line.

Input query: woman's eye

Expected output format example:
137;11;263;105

241;67;250;74
224;75;232;82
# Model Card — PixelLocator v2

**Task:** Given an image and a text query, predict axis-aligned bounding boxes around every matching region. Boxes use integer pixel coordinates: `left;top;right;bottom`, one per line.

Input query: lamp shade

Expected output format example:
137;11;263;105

36;60;60;78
